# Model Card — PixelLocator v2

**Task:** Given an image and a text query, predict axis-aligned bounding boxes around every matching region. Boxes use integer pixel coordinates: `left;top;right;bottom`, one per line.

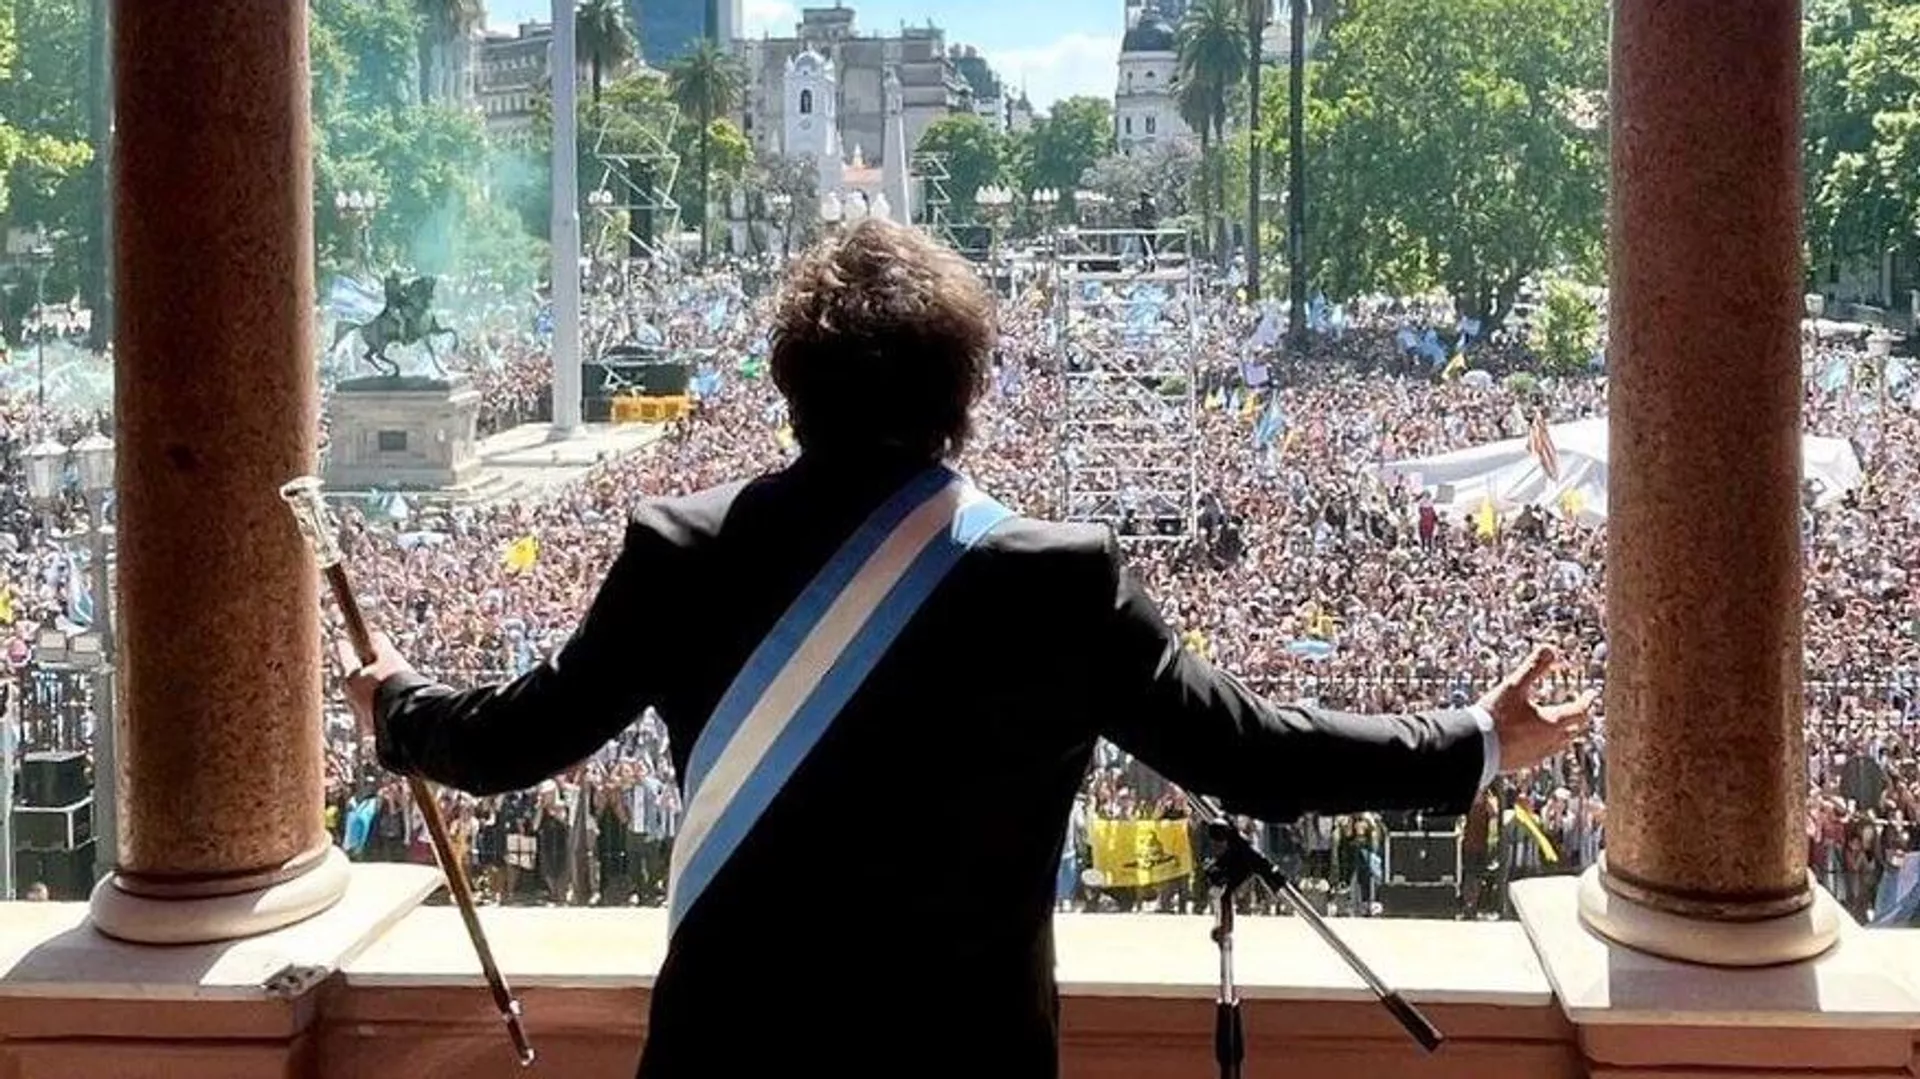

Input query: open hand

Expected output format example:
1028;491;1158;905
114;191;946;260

1477;645;1595;773
336;632;414;739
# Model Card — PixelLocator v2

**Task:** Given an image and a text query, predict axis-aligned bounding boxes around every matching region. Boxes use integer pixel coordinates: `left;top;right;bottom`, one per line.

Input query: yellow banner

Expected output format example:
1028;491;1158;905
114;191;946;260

1088;819;1195;888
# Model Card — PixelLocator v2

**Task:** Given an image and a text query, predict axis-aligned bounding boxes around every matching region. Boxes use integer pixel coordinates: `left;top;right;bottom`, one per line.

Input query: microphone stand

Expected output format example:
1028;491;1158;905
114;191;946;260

1187;793;1442;1079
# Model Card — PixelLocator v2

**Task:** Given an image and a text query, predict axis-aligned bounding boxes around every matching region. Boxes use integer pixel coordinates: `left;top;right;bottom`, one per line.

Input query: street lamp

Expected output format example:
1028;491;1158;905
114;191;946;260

25;439;68;510
977;185;1014;262
23;433;117;888
1077;190;1111;227
19;229;56;418
333;189;380;272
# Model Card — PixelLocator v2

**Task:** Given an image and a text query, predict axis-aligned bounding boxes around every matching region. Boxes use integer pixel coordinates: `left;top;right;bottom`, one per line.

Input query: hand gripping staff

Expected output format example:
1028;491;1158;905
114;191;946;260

281;477;534;1067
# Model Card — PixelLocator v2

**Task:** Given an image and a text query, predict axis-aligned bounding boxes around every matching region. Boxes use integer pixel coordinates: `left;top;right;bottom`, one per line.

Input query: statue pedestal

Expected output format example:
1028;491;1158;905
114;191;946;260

323;375;481;491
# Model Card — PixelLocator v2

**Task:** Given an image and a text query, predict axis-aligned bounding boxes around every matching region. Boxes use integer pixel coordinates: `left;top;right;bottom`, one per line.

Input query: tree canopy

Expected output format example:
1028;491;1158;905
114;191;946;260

916;113;1008;220
1013;96;1115;215
1298;0;1607;318
0;1;92;250
1804;0;1920;282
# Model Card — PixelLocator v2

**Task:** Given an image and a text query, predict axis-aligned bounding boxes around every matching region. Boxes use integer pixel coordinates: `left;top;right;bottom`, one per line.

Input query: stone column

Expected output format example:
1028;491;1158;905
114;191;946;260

92;0;348;943
1580;0;1839;965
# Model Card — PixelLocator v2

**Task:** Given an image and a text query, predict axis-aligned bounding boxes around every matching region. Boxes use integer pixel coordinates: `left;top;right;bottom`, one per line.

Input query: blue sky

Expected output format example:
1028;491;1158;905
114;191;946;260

487;0;1123;110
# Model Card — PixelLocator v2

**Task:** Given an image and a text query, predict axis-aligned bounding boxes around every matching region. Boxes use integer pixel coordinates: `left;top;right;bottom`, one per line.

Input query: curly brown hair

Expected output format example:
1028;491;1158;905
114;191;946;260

771;219;995;459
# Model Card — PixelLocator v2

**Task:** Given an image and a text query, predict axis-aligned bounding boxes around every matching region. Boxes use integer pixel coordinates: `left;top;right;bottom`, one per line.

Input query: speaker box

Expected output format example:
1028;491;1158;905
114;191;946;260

14;797;93;850
1379;881;1458;919
1385;831;1460;886
12;840;97;901
20;750;88;808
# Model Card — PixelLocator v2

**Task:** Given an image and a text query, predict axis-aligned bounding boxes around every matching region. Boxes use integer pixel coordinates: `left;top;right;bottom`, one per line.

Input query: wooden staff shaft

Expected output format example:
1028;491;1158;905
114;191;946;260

324;564;535;1066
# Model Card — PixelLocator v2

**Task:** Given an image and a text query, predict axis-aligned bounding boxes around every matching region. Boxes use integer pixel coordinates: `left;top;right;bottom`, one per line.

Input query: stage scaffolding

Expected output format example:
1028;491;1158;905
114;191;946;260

1053;227;1200;543
912;150;957;249
588;115;684;271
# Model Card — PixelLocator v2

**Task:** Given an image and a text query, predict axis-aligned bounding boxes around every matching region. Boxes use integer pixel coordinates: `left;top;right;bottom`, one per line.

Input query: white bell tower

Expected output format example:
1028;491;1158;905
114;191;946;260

783;49;844;194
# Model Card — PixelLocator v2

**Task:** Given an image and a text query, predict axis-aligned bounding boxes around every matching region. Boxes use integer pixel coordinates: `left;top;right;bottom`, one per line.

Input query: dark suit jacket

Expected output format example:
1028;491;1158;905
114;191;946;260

374;447;1487;1078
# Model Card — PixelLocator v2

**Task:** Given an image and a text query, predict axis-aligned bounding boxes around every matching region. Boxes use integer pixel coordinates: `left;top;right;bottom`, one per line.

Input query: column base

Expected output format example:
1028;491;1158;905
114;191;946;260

1576;862;1842;967
89;846;353;945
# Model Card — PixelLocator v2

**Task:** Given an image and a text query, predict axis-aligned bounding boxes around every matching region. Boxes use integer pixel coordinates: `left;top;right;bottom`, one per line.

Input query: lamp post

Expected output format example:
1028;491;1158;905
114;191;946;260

24;433;117;887
25;230;55;418
768;192;793;258
586;188;616;262
1076;190;1111;228
820;191;845;237
977;184;1014;266
1030;187;1059;237
333;190;379;273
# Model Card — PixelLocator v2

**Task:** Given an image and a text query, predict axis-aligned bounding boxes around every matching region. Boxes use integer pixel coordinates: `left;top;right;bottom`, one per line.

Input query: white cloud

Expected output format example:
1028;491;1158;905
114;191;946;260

984;32;1118;114
742;0;799;37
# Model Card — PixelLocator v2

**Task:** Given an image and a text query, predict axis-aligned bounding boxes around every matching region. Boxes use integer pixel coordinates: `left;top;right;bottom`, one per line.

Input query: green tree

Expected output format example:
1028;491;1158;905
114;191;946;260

1080;142;1201;228
670;116;751;238
757;148;819;256
1804;0;1920;296
312;0;537;281
1301;0;1606;319
1531;276;1601;375
916;113;1008;221
667;40;746;259
1178;0;1246;261
1015;95;1114;215
0;0;93;315
578;0;637;107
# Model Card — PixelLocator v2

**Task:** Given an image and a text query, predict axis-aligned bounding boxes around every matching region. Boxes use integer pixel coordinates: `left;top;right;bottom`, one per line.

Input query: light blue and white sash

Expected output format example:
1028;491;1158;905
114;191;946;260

666;465;1013;936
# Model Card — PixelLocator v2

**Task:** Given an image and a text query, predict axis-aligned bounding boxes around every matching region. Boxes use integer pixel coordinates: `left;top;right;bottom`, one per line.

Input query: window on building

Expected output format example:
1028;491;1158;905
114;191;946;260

1124;116;1133;135
1146;70;1156;80
744;113;754;131
800;89;814;115
1146;116;1157;134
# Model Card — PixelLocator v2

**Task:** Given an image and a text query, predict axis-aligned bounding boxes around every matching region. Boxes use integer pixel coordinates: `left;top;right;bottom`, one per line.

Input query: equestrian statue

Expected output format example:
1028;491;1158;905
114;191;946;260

331;272;460;379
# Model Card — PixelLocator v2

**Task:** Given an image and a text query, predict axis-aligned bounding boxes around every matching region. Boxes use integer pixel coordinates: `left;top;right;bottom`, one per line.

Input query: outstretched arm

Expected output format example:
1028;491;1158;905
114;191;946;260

1087;536;1587;821
341;514;687;796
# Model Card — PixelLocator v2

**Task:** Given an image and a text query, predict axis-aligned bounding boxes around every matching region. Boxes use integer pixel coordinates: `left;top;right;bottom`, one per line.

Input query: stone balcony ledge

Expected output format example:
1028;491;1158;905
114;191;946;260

2;868;1918;1078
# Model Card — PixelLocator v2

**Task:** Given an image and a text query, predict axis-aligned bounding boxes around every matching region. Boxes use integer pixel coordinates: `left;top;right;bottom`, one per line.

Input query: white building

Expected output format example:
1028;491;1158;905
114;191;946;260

1115;1;1190;155
784;49;847;194
778;49;912;225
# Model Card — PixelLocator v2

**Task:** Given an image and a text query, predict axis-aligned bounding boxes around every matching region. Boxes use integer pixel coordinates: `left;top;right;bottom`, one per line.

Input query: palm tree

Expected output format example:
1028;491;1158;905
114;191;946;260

1244;0;1272;301
577;0;637;107
1177;0;1245;265
668;40;746;260
415;0;480;106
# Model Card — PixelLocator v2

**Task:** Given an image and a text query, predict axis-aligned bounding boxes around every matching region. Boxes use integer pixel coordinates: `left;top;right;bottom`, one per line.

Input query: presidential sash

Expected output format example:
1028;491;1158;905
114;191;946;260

666;465;1014;936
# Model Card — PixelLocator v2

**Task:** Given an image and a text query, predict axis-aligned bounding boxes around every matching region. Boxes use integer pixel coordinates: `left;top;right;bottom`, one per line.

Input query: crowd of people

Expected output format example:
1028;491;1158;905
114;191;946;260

3;249;1916;923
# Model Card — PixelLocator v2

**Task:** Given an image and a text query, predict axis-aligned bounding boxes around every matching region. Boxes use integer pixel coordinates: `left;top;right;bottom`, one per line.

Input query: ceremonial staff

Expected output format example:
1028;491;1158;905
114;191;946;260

281;477;535;1067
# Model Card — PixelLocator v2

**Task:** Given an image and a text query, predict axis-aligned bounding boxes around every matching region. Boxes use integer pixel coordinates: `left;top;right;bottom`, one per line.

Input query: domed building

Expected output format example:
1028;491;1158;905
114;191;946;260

1115;0;1191;155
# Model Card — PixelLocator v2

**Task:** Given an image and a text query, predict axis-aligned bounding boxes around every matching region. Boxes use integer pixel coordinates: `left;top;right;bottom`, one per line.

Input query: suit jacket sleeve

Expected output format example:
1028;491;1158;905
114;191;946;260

1088;534;1486;821
371;510;686;796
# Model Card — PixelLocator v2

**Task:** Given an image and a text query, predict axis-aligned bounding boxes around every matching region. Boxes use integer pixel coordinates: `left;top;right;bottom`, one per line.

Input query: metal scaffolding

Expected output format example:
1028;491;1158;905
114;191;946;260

1053;227;1200;542
588;114;684;271
912;150;956;249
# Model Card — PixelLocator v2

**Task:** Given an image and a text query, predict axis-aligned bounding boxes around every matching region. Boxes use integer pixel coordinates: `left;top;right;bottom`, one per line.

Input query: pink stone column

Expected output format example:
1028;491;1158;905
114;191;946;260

1583;0;1838;963
93;0;348;942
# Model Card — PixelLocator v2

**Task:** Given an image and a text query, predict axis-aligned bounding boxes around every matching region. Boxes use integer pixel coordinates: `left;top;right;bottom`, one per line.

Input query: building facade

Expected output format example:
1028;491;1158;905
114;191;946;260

952;46;1005;133
478;20;618;137
736;6;975;171
630;0;742;68
478;22;553;136
1115;1;1190;155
